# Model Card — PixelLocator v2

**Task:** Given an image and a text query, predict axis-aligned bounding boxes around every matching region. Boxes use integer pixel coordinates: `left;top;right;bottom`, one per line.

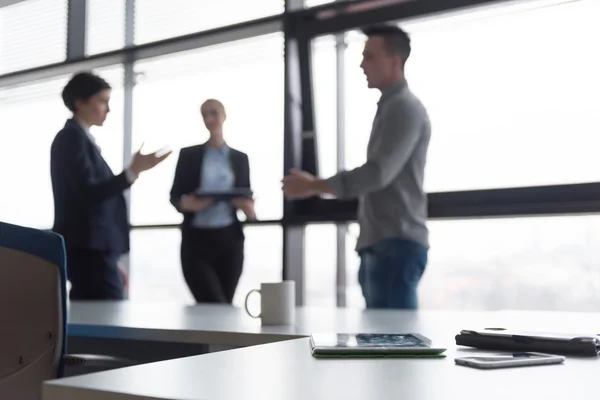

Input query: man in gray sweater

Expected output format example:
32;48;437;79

282;24;431;309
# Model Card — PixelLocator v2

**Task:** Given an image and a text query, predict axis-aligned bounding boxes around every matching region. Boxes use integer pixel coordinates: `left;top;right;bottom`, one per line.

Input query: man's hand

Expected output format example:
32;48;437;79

282;169;319;199
129;144;172;176
180;195;213;213
232;197;256;220
118;263;129;291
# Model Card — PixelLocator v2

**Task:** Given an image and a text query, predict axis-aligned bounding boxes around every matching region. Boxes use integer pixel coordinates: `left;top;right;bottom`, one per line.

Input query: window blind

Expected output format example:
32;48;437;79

86;0;125;55
134;0;283;45
0;0;68;75
0;75;71;229
0;74;68;106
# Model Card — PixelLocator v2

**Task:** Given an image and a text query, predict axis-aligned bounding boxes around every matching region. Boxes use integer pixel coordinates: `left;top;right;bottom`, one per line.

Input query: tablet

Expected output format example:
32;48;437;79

193;188;253;201
310;333;447;358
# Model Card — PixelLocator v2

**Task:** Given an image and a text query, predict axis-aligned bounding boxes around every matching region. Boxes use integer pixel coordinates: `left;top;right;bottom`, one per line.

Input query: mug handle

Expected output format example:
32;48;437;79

244;289;261;318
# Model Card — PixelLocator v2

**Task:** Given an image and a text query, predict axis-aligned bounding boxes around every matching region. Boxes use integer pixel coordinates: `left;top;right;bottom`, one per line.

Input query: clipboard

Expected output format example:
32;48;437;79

456;328;600;357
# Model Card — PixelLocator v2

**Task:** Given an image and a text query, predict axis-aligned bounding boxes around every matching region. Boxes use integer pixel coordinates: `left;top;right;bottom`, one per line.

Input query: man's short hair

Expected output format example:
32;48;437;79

62;71;111;112
362;24;411;65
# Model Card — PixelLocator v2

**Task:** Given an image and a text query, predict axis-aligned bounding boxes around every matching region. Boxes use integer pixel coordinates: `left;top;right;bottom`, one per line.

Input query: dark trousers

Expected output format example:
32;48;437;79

66;249;124;300
180;225;244;304
358;238;428;310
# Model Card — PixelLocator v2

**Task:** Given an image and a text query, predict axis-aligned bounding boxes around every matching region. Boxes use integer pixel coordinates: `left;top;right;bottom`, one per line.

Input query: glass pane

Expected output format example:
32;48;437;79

0;75;70;228
305;224;336;306
134;0;283;45
91;66;125;172
312;35;337;178
0;66;123;229
130;33;284;225
305;0;363;7
129;225;283;306
343;0;600;192
343;32;378;177
346;215;600;311
345;224;365;308
235;225;283;306
0;0;68;74
87;0;125;55
305;0;336;7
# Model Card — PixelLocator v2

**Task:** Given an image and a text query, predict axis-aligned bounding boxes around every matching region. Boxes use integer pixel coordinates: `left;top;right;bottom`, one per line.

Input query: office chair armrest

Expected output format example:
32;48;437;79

62;354;135;377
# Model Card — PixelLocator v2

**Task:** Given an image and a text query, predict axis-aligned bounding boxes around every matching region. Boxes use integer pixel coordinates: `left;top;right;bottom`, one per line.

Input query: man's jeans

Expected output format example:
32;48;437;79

358;238;428;309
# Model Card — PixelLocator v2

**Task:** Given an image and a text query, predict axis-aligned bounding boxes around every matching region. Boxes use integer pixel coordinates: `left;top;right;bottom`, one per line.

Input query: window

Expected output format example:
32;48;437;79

342;0;600;192
305;0;336;7
345;224;365;308
129;225;283;306
0;66;123;229
130;33;284;226
312;35;338;178
343;32;378;179
90;66;125;172
234;225;283;306
0;0;68;74
346;215;600;311
134;0;283;45
128;228;190;302
0;75;70;228
304;224;337;306
86;0;125;55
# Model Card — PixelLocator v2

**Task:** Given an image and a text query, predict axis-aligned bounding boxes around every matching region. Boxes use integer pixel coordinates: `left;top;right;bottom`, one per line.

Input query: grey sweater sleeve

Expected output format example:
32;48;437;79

326;98;424;199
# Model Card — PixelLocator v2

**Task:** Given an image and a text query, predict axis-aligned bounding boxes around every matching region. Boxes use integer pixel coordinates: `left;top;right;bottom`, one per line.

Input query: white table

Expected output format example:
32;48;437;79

45;302;600;400
68;301;307;347
67;301;501;346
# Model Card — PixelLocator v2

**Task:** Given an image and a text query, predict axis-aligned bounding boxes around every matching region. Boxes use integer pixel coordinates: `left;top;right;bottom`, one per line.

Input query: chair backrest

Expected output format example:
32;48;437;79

0;222;67;400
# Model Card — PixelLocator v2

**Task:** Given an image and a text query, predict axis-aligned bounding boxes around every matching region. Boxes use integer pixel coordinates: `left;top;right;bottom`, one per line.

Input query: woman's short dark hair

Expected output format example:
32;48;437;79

62;71;111;112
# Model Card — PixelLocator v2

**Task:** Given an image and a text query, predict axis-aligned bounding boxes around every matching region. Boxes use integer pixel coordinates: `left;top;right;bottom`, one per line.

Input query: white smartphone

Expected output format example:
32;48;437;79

454;352;565;369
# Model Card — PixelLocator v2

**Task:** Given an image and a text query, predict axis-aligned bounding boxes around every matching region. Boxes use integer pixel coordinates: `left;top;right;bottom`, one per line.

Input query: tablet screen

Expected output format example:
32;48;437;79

312;333;429;348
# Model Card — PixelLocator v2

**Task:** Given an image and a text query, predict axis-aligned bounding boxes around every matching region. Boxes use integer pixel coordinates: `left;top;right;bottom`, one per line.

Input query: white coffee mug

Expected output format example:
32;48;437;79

244;281;296;325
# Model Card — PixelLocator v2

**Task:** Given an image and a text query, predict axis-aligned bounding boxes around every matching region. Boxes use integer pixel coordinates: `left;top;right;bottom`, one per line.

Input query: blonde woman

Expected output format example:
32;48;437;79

170;99;255;303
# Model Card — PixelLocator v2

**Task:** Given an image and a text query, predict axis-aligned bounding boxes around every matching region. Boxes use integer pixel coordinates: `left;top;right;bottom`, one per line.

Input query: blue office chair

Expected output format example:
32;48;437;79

0;221;132;400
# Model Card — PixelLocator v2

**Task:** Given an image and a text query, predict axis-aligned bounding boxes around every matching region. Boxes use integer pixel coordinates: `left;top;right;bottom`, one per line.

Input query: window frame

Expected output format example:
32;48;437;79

1;0;596;307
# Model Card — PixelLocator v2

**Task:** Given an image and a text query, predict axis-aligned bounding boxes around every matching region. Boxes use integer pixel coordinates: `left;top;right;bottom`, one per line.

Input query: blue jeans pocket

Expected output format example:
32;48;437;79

360;238;428;309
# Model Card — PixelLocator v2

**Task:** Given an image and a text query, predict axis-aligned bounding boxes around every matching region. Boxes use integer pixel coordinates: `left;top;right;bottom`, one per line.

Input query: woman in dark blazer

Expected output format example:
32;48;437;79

52;71;170;300
170;99;255;304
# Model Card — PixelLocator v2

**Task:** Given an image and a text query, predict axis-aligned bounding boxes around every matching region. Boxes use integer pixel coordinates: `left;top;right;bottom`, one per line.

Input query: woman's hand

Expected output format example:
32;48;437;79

232;197;256;220
129;144;172;176
180;195;214;212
